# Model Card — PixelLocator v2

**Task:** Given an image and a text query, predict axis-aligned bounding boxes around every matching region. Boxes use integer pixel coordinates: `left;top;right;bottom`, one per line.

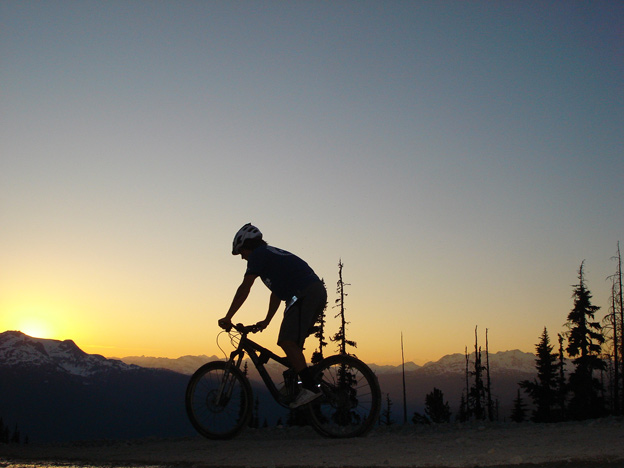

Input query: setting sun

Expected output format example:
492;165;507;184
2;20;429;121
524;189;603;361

3;302;60;340
18;318;54;339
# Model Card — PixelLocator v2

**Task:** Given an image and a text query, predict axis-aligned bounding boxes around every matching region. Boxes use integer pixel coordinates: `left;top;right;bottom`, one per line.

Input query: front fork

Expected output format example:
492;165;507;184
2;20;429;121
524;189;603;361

214;350;244;406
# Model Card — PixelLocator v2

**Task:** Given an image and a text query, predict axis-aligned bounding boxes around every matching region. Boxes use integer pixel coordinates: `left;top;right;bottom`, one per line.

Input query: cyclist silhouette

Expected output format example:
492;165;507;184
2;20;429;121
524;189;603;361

219;223;327;408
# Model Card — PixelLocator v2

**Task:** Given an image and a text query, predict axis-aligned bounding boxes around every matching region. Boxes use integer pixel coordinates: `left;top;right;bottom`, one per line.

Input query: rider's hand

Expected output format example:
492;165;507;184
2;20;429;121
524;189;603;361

218;317;233;331
253;319;270;332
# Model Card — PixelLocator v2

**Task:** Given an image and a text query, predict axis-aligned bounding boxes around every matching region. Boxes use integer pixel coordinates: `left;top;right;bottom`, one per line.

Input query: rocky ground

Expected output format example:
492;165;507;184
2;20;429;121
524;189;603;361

1;418;624;467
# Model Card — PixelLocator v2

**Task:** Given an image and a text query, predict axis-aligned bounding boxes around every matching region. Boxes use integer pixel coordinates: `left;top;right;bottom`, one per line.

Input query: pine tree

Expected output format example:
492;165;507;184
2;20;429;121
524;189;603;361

565;261;606;420
382;393;394;425
0;417;7;444
510;389;527;423
411;411;429;425
469;327;486;420
11;424;20;444
251;395;260;428
425;388;451;423
331;259;356;355
311;279;328;364
520;327;558;422
555;333;567;419
457;394;468;422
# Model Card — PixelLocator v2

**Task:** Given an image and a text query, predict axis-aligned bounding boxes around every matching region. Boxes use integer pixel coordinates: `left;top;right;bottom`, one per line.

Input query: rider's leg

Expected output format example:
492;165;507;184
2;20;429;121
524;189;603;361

279;340;306;373
277;281;327;406
279;340;320;409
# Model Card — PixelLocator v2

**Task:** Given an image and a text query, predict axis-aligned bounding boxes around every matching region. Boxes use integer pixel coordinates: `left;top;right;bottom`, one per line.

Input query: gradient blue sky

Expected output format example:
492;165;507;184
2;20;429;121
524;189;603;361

2;1;622;365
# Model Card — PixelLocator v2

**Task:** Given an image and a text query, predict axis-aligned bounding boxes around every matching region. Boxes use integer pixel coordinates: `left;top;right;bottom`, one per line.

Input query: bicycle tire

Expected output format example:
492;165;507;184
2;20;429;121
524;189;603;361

185;361;253;439
307;354;381;438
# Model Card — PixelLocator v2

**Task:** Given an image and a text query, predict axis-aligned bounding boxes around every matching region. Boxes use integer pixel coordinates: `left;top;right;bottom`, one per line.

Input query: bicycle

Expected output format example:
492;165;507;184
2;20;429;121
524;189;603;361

185;323;381;439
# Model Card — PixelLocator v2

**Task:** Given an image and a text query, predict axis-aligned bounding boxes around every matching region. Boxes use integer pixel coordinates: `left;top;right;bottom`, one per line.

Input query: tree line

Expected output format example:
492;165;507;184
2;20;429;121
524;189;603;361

0;416;27;444
400;243;623;425
512;244;623;423
256;245;622;427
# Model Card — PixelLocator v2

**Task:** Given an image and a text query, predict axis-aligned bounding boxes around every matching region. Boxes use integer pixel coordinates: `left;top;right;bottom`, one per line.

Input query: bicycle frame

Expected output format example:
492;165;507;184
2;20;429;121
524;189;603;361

223;329;293;408
186;324;382;439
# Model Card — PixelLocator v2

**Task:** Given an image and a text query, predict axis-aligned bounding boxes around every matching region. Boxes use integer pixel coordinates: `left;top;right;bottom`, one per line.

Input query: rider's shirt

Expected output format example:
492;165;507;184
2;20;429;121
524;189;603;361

245;245;320;301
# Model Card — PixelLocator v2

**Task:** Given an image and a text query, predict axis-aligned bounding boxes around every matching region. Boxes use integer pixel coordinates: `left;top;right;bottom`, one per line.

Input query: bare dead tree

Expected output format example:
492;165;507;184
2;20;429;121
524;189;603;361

603;244;623;414
604;276;620;413
486;328;494;420
464;345;471;418
617;243;624;412
401;332;407;424
612;242;624;413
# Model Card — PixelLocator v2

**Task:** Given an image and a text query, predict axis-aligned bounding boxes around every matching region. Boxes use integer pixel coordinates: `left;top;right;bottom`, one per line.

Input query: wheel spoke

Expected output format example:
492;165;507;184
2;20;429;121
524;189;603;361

185;362;252;439
307;355;381;438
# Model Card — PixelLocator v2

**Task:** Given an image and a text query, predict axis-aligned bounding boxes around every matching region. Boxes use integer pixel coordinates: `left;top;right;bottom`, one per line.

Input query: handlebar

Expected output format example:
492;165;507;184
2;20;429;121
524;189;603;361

236;323;260;334
223;322;260;334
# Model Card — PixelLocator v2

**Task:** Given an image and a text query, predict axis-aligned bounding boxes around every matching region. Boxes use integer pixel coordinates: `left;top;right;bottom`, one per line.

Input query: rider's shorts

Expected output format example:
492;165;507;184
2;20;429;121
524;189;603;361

278;280;327;348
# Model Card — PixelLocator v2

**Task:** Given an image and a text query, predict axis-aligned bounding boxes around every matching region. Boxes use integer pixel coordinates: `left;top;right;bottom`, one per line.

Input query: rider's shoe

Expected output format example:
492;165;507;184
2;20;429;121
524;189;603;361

289;388;321;408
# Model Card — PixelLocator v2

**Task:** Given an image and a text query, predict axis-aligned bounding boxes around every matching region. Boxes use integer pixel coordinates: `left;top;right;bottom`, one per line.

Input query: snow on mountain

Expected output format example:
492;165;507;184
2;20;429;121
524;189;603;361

0;331;138;377
367;362;421;374
1;330;537;379
416;349;536;375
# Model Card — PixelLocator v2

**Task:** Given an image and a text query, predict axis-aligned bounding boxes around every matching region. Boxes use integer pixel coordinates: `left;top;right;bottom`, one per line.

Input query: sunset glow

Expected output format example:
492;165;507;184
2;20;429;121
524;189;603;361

1;2;622;366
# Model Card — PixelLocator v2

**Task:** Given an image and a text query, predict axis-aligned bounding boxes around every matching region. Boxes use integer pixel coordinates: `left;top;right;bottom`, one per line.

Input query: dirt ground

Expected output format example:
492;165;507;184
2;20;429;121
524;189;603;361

2;418;624;468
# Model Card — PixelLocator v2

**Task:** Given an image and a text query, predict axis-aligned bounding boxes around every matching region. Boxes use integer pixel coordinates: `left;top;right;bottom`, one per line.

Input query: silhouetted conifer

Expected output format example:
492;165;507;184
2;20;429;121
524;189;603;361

425;388;451;423
311;279;328;364
411;412;430;425
565;261;606;419
520;327;558;422
382;393;394;425
510;389;527;423
469;327;486;420
11;425;20;444
457;394;468;422
0;417;7;444
331;259;357;355
555;333;568;419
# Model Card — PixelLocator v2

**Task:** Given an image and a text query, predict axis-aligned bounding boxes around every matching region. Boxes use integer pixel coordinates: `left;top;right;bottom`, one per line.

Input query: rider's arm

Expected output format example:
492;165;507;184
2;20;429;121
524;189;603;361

220;274;257;327
256;292;282;330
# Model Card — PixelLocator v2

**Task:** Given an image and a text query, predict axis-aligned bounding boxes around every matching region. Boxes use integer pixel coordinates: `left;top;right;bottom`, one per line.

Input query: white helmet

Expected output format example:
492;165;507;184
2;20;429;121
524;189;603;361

232;223;262;255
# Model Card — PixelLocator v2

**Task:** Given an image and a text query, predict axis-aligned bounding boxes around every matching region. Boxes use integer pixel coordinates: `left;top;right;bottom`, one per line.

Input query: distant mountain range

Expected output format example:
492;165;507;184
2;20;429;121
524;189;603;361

117;349;537;376
0;331;194;443
1;331;538;442
118;348;539;423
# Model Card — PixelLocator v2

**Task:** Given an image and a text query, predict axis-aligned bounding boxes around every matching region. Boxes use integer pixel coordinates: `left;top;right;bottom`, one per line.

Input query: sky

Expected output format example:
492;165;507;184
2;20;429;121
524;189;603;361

1;1;623;366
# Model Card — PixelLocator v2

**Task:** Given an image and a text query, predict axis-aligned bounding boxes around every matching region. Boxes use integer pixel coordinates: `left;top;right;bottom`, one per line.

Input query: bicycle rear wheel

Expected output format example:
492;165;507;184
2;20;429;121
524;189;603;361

307;354;381;438
185;361;252;439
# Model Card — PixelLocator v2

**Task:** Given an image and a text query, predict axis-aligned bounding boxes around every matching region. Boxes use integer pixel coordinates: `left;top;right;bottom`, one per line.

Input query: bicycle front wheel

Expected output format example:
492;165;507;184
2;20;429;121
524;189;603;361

185;361;253;439
307;354;381;438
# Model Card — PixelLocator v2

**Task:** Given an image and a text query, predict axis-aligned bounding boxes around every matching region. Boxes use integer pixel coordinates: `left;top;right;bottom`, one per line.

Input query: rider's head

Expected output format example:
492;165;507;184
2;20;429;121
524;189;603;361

232;223;266;256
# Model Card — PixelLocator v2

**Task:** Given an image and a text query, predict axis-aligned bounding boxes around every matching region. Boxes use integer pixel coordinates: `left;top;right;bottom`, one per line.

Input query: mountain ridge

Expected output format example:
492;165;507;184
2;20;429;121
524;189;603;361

0;330;139;376
0;331;194;443
116;348;537;376
1;330;540;441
